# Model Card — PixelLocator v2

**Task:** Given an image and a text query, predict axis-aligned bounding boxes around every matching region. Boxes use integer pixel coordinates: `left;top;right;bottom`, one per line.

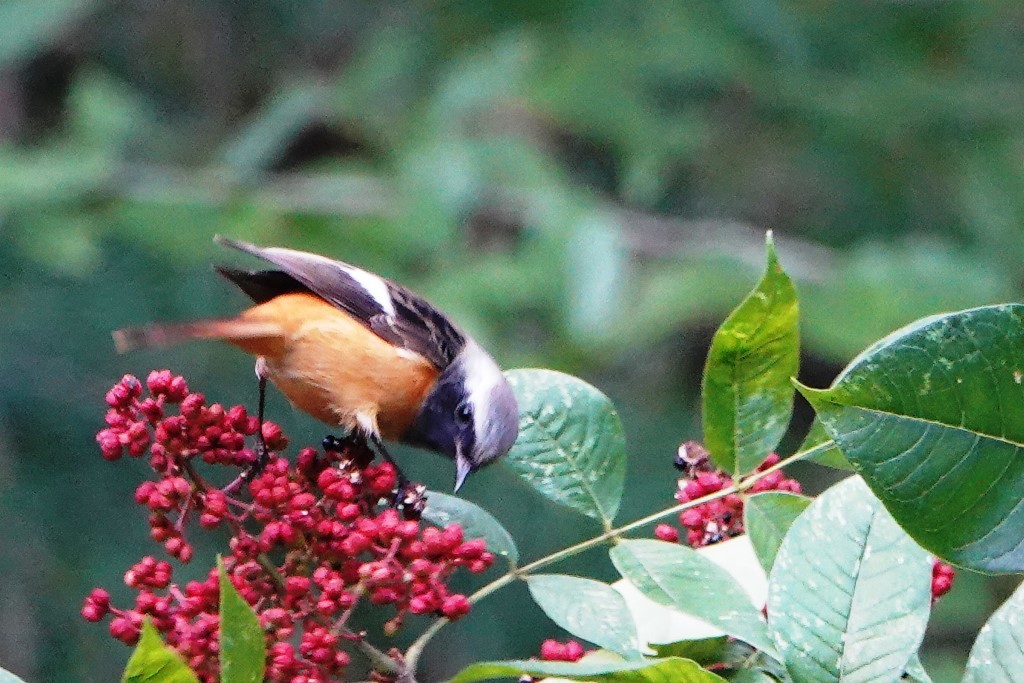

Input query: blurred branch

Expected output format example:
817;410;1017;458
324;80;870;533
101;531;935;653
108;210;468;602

110;163;832;280
614;208;834;282
112;163;396;217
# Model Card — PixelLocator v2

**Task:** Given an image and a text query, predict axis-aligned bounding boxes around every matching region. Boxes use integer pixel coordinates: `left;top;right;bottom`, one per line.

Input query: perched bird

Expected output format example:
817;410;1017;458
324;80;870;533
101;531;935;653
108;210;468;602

113;236;519;491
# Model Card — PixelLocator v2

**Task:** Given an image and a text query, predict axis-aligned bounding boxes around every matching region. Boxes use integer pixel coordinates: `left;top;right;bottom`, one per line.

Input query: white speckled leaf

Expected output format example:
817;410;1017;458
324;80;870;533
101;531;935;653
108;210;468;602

767;476;932;683
0;669;28;683
963;579;1024;683
799;305;1024;573
610;540;777;658
526;574;642;659
504;369;626;525
0;670;27;683
744;491;812;573
903;655;932;683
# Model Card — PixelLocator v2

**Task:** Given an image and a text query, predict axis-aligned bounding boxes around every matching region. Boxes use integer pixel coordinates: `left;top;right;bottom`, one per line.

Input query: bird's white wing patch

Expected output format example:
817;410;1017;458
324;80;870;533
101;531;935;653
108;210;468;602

344;266;397;318
264;246;397;319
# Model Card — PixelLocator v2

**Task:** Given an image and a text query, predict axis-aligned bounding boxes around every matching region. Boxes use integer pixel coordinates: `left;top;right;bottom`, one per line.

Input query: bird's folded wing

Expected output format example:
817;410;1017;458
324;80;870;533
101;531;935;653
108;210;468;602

215;236;466;370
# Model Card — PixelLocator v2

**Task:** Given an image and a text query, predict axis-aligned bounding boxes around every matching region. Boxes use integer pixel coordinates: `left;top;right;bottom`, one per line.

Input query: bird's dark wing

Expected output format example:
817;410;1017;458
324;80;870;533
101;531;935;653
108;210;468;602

214;236;466;369
215;267;313;303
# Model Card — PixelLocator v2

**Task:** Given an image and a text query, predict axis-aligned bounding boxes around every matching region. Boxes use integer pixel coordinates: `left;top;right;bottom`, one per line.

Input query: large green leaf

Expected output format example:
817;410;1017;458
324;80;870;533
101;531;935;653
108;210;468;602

702;233;799;477
796;419;851;470
799;304;1024;572
610;540;776;658
448;656;728;683
504;369;626;526
743;491;812;573
122;621;200;683
218;560;266;683
424;491;518;566
767;476;932;683
963;579;1024;683
526;574;642;659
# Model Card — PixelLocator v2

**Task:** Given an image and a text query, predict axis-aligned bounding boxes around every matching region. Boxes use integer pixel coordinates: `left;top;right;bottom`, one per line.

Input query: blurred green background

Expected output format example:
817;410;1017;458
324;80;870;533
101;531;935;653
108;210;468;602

2;1;1023;681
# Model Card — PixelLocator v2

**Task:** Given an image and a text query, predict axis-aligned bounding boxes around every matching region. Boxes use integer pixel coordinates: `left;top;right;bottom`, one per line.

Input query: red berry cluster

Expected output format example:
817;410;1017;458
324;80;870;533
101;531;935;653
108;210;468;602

931;559;956;603
86;372;496;683
99;371;270;561
657;441;802;548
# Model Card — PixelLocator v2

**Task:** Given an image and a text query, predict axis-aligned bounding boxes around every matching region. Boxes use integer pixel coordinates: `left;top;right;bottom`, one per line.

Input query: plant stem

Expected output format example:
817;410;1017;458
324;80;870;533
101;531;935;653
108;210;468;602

340;626;418;683
404;442;829;671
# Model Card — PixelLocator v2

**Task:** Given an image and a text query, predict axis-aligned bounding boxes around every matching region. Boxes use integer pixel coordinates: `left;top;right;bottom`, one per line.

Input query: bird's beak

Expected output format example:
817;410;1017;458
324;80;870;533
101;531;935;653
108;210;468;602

454;441;472;493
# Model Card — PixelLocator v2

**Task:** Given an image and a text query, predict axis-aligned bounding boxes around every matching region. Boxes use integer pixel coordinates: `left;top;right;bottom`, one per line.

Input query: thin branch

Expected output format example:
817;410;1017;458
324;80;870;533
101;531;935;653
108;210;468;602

341;627;418;683
404;441;831;672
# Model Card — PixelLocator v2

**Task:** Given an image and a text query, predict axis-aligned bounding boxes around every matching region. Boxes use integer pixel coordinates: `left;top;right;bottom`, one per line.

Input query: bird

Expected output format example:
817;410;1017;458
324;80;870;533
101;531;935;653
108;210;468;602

112;236;520;492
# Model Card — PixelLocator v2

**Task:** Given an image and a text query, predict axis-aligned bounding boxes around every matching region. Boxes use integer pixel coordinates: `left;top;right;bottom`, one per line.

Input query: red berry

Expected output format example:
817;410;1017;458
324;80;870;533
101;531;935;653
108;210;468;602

931;561;956;602
540;639;565;660
441;594;471;619
563;640;585;662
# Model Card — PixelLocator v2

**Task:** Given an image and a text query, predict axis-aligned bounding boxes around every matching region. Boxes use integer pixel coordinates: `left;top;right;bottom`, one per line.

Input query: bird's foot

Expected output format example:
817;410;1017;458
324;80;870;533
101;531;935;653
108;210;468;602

395;481;427;520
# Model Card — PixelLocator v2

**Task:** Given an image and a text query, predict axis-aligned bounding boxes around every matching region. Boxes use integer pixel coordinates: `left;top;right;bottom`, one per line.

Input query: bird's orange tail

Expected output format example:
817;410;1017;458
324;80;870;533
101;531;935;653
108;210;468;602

112;319;282;353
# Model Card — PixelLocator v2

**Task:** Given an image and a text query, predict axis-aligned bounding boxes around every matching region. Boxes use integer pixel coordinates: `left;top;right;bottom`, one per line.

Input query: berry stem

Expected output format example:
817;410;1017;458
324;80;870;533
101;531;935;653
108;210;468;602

404;443;826;672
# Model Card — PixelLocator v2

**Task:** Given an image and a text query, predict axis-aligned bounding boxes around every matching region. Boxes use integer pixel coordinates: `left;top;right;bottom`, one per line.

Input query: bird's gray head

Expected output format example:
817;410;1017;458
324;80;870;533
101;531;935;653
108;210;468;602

403;341;519;492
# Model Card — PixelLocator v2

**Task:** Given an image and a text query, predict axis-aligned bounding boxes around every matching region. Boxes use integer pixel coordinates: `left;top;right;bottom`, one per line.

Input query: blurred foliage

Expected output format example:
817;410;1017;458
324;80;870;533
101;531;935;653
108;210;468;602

1;1;1023;681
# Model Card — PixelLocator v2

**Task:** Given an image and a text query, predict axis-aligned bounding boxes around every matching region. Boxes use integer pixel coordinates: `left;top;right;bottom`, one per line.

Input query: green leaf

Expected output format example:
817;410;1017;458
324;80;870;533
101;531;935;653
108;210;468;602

702;232;799;477
503;369;626;525
424;491;519;566
122;621;200;683
448;657;728;683
903;655;933;683
0;669;28;683
798;304;1024;572
963;579;1024;683
796;419;851;470
526;574;642;659
722;671;777;683
767;476;932;683
0;668;28;683
743;491;812;573
218;559;266;683
652;639;777;681
650;637;730;665
610;540;776;658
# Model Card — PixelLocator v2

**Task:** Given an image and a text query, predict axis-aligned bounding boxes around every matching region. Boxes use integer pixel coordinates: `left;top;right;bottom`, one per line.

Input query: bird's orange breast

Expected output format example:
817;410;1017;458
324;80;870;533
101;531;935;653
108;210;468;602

227;292;439;440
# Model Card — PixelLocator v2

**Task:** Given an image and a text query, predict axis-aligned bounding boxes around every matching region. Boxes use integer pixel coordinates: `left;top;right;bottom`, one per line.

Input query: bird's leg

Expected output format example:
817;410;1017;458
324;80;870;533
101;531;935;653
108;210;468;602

368;434;410;507
242;359;269;482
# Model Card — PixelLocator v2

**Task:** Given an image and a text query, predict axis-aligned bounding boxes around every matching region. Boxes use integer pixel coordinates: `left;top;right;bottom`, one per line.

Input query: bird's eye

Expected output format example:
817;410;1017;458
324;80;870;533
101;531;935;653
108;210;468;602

455;401;472;424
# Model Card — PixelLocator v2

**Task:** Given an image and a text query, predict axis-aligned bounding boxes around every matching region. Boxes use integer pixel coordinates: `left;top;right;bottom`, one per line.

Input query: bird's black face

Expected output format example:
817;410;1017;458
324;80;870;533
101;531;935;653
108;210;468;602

402;366;477;476
403;343;518;492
